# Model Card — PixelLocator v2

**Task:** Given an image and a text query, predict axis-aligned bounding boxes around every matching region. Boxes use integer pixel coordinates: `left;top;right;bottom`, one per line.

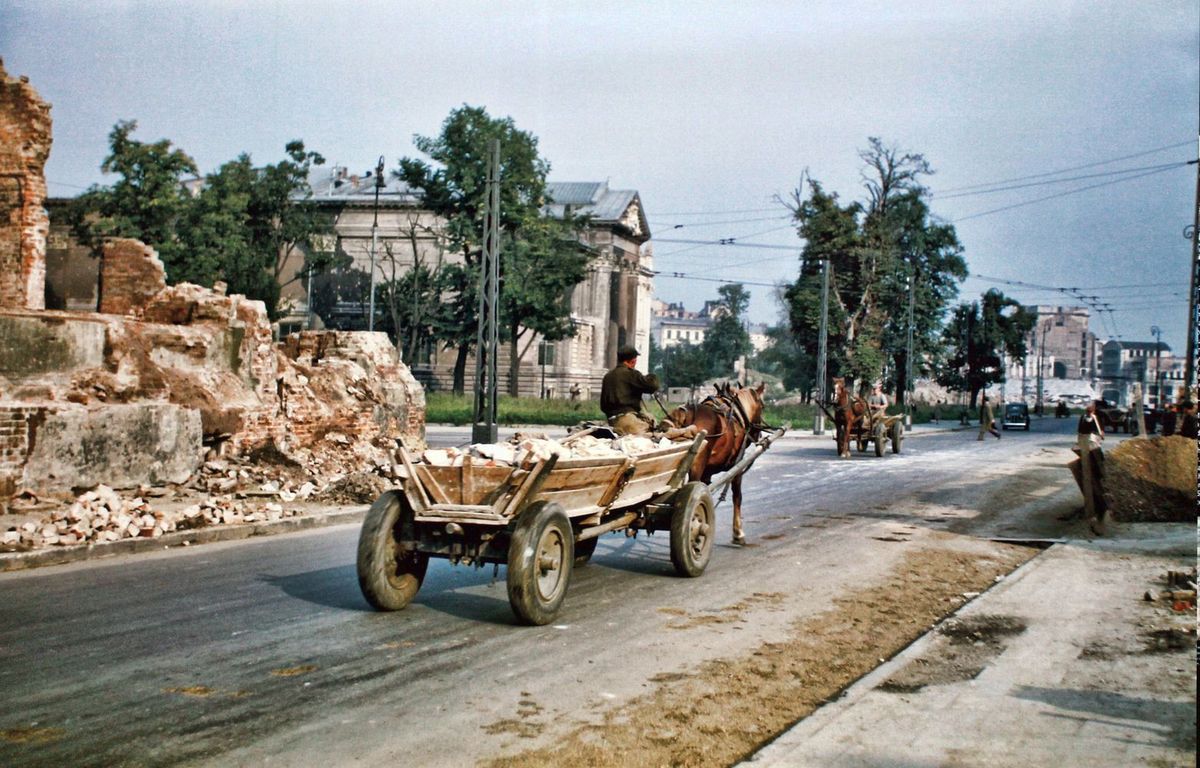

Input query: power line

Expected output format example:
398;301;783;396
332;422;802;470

654;272;779;288
933;162;1183;200
951;164;1185;223
648;214;793;230
933;140;1193;194
651;205;785;216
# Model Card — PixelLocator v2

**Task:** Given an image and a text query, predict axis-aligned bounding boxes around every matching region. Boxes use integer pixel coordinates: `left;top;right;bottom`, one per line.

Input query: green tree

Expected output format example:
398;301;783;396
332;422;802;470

701;283;753;378
784;139;966;397
658;342;710;400
66;120;198;270
754;324;812;396
499;217;591;395
397;105;553;393
936;289;1034;408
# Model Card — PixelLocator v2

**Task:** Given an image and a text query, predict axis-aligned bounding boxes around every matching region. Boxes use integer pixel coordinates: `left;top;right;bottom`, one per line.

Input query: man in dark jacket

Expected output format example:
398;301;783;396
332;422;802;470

600;345;660;435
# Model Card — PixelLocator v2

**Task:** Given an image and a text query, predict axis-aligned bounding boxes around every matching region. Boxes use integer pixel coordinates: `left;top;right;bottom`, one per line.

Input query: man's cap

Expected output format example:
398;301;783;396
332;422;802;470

617;344;640;362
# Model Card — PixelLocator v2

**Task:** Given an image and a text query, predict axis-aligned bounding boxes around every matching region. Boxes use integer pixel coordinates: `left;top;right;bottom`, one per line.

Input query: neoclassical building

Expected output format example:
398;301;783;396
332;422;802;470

291;170;654;398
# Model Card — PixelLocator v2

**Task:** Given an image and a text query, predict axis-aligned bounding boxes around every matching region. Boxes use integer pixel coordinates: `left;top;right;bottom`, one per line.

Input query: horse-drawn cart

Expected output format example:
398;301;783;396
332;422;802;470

850;411;904;456
358;419;787;625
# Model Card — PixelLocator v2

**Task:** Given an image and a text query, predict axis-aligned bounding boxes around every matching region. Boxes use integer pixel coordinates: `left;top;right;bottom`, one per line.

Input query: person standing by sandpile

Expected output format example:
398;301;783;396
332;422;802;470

1067;401;1108;534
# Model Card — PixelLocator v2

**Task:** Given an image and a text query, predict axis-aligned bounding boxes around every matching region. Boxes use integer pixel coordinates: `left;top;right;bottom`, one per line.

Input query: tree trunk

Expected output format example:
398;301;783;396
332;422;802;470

453;344;469;395
507;323;521;397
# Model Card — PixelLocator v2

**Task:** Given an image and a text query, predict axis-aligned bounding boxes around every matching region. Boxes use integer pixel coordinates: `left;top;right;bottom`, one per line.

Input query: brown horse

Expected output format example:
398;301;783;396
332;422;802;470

832;377;867;458
666;382;766;545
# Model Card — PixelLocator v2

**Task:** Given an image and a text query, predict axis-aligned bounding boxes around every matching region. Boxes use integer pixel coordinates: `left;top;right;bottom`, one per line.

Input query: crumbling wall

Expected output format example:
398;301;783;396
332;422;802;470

0;59;51;311
98;238;167;316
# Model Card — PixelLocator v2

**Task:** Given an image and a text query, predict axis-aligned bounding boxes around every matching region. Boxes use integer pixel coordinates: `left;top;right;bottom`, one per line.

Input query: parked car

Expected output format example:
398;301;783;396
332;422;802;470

1002;402;1030;431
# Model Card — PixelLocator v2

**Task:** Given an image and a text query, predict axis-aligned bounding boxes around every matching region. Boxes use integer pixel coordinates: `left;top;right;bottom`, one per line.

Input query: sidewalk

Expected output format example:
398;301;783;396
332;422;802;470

743;524;1197;768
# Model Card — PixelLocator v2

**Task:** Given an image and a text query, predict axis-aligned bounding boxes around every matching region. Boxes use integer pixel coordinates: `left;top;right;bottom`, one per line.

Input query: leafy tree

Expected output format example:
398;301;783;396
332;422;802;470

753;324;812;396
499;217;591;395
936;289;1034;408
397;105;554;393
66;120;198;270
701;283;752;378
784;139;966;399
658;342;710;400
68;121;332;319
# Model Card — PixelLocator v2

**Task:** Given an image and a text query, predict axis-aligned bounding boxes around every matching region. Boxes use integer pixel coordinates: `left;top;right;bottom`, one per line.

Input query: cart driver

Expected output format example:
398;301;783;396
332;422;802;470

600;345;661;435
867;382;889;421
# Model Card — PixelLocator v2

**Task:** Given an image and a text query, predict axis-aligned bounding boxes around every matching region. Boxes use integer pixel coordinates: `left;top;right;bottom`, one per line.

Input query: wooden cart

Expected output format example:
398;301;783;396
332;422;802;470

357;433;716;625
851;411;904;456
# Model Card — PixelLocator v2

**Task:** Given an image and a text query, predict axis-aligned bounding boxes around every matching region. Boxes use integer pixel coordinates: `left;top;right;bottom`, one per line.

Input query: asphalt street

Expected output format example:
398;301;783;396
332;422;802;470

0;417;1087;767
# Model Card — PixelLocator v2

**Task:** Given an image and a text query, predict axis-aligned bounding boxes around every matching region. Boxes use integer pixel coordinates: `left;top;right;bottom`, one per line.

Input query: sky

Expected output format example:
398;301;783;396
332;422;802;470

2;0;1196;353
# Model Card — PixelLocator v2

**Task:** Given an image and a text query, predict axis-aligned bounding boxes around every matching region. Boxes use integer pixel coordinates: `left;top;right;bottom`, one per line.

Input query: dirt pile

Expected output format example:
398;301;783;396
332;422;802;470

1104;436;1197;522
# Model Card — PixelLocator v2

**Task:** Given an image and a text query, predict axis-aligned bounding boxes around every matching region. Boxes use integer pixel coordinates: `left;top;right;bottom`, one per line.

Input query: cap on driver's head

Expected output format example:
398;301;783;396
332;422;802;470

617;344;640;362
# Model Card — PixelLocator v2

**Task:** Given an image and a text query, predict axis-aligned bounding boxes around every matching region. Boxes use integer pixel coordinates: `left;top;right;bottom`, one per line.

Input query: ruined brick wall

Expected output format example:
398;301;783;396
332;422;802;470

0;405;38;498
99;239;166;316
0;59;52;311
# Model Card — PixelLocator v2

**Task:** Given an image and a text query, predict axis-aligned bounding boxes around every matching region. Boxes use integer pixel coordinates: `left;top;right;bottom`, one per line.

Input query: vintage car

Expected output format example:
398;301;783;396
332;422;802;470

1002;402;1030;430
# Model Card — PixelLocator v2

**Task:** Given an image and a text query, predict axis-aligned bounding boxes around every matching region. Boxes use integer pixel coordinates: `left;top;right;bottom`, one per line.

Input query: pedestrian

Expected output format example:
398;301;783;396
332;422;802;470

1179;401;1198;439
1073;401;1109;534
1160;402;1177;437
599;345;660;435
977;395;1000;440
569;382;581;402
932;400;942;424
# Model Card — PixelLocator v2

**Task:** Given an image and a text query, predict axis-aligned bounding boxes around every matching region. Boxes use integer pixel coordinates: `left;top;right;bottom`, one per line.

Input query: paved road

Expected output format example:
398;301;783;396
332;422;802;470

0;418;1085;767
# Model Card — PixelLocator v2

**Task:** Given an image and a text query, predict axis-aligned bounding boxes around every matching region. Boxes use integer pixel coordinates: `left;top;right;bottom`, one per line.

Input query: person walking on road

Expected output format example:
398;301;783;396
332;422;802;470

977;396;1000;440
1074;401;1108;534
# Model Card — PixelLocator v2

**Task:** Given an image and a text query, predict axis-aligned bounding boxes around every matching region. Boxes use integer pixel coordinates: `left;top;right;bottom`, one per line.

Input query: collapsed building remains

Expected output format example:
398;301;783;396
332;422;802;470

0;63;425;537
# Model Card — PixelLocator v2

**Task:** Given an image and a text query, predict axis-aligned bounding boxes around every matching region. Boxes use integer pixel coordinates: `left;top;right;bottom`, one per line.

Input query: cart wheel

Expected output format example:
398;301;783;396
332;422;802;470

574;536;598;566
873;423;885;457
890;421;903;454
357;490;429;611
669;481;715;577
507;501;574;625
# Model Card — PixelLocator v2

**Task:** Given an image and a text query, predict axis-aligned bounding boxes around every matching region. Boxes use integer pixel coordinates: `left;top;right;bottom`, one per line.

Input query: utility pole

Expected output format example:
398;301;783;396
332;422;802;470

1185;138;1199;395
367;155;385;332
1151;325;1163;407
905;268;915;426
814;258;830;435
472;139;501;445
1036;321;1048;416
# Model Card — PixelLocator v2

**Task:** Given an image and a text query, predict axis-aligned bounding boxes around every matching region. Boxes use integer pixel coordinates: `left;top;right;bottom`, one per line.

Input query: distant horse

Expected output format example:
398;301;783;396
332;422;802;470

832;377;867;458
666;382;766;545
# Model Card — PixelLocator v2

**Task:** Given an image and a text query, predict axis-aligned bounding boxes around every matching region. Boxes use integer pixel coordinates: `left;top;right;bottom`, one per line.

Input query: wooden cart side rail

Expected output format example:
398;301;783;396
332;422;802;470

397;445;429;512
499;454;559;518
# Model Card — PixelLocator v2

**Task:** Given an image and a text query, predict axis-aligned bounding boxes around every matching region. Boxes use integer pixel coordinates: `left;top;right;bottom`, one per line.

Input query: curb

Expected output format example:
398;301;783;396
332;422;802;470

0;506;368;573
741;545;1055;765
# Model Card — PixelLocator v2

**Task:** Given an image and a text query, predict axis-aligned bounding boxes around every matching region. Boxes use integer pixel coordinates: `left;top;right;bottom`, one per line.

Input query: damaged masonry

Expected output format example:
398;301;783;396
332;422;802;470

0;60;426;555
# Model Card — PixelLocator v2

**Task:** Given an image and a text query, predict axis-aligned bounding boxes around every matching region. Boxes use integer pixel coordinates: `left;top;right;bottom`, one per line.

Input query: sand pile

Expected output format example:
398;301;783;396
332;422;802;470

1104;435;1197;522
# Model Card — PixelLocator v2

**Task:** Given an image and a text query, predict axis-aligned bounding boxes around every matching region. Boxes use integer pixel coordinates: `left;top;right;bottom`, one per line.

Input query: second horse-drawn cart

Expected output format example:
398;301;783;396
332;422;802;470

849;411;904;456
357;426;785;625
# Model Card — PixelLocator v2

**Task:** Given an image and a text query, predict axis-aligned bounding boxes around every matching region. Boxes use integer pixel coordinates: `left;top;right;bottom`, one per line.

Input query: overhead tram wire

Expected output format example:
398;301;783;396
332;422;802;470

932;162;1183;200
933;140;1192;194
951;164;1187;223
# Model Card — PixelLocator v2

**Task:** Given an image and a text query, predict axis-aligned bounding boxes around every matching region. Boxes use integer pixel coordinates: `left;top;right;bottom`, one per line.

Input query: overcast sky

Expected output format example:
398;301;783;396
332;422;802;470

2;0;1196;352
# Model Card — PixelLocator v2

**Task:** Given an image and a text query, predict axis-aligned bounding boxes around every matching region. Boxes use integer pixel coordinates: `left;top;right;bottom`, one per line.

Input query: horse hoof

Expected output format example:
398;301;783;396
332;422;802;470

732;535;746;546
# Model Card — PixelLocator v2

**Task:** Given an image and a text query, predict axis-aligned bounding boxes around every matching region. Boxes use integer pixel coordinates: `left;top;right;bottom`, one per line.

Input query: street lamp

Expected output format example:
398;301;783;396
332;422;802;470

367;155;385;332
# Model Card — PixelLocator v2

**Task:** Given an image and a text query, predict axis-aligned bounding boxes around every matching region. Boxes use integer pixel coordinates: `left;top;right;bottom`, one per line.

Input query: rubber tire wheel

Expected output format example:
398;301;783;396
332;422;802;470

507;501;574;626
873;424;885;457
357;490;429;611
890;421;903;454
574;536;598;566
1024;422;1030;431
669;481;715;577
